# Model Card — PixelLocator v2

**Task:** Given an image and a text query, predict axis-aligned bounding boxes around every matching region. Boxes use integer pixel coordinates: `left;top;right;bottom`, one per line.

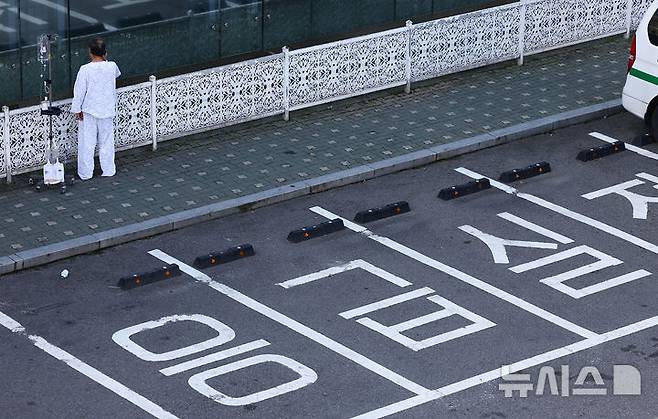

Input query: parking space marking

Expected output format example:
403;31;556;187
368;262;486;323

583;179;645;200
455;167;658;255
339;288;435;320
284;259;496;351
355;293;496;352
590;132;658;161
510;245;651;299
637;172;658;184
310;207;598;339
582;178;658;219
510;245;622;274
354;313;658;418
559;269;652;299
188;354;318;407
458;224;557;264
160;339;271;377
0;311;178;419
277;259;412;289
113;314;236;362
148;249;430;395
498;212;574;244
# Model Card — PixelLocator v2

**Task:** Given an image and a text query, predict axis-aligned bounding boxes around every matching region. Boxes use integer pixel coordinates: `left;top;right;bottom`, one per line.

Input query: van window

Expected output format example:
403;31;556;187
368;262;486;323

650;10;658;45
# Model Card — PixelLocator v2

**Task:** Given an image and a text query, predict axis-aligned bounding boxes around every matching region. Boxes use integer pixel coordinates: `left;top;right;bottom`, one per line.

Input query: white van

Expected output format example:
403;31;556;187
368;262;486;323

623;0;658;136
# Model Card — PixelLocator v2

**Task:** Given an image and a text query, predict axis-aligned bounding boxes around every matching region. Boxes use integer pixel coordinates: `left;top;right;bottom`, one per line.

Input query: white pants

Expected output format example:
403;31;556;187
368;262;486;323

77;113;116;180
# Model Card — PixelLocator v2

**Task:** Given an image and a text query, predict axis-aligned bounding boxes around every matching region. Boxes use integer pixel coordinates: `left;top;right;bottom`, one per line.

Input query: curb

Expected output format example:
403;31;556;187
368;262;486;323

0;99;623;276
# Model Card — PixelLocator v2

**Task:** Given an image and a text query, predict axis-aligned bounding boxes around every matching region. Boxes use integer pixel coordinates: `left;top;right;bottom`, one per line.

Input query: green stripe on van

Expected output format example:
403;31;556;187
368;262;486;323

630;68;658;85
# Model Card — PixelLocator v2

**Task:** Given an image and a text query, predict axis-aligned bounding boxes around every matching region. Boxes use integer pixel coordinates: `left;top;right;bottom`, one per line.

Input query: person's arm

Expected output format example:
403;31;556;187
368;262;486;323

114;62;121;79
71;67;87;120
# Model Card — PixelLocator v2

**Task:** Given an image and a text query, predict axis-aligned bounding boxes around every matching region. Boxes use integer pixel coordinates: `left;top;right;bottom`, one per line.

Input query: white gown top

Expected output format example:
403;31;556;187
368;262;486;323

71;61;121;119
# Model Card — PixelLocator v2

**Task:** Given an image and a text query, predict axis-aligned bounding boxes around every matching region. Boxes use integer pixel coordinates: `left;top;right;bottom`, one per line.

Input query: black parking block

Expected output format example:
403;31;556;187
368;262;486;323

438;179;491;200
194;244;256;269
354;202;411;223
287;219;345;243
499;162;551;183
577;142;626;161
118;264;181;290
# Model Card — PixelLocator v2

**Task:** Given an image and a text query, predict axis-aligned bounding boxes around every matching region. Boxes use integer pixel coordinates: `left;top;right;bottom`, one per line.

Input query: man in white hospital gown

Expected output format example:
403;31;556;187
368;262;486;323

71;38;121;180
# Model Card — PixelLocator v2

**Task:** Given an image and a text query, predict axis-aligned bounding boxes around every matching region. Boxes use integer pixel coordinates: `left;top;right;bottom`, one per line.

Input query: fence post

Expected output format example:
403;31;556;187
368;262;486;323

518;0;527;66
2;106;10;184
405;20;413;94
149;75;158;151
625;0;633;38
283;46;290;121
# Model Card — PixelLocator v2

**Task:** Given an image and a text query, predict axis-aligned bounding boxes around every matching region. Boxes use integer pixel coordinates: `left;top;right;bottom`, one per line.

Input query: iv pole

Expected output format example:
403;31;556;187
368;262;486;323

35;34;70;193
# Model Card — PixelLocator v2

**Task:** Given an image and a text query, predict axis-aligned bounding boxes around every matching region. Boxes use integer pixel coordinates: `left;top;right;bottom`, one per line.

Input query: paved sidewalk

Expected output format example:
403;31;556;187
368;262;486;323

0;35;630;270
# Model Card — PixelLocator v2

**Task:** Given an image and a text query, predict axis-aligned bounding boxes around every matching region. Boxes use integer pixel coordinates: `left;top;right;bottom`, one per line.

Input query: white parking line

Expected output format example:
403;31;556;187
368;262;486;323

160;339;271;377
309;206;598;339
149;249;430;396
455;167;658;255
354;314;658;418
582;179;646;200
637;172;658;184
339;287;435;320
510;245;622;274
497;212;574;244
589;132;658;161
277;259;412;289
0;311;178;419
458;224;557;264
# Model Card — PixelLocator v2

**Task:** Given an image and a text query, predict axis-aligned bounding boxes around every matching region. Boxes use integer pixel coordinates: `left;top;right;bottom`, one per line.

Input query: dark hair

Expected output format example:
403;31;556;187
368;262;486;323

88;38;107;57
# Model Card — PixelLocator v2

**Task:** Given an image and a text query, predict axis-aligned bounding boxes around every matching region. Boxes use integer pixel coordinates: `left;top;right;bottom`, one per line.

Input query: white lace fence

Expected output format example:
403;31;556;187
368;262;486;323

1;0;652;182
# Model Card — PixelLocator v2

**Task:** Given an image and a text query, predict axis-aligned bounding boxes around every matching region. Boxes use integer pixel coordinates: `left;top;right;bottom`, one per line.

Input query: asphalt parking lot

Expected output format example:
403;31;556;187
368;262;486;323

2;111;658;418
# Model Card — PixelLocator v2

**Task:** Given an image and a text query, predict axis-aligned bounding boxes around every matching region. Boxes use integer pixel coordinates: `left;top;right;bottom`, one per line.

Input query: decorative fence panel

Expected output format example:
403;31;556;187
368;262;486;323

1;0;653;181
115;82;153;150
156;55;285;139
633;0;654;27
411;4;522;81
288;28;409;110
523;0;629;54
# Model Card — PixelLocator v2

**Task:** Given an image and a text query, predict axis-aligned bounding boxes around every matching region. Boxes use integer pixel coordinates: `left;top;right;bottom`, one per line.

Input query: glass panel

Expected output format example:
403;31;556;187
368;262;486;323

263;0;311;50
19;0;69;101
356;0;396;28
220;0;262;57
0;0;20;105
434;0;491;16
311;0;360;39
68;0;221;81
395;0;432;21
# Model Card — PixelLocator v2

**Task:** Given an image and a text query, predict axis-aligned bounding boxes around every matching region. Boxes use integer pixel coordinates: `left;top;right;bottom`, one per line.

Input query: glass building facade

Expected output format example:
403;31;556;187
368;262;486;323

0;0;506;107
